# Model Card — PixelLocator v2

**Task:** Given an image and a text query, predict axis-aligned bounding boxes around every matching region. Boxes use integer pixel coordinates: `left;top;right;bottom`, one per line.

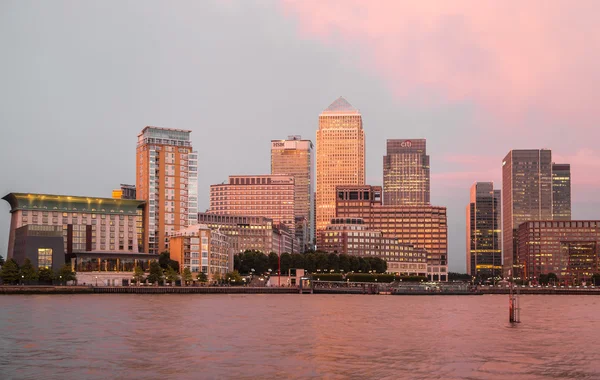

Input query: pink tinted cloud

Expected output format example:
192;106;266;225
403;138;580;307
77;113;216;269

280;1;600;126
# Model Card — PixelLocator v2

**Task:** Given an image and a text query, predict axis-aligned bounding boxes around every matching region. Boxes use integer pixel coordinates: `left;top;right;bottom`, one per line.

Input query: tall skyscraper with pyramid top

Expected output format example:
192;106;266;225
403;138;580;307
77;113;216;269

316;97;365;233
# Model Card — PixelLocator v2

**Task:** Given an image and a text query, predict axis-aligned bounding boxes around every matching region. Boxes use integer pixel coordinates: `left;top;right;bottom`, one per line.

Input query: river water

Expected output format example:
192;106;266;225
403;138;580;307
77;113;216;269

0;294;599;379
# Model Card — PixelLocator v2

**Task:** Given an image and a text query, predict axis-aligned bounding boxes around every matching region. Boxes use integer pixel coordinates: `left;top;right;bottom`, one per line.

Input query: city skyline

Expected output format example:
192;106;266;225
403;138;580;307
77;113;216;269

2;1;600;273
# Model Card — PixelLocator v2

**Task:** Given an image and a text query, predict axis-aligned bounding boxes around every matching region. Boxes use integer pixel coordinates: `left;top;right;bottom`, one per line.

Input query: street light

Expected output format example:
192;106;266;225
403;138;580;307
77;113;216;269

21;275;24;285
95;276;98;286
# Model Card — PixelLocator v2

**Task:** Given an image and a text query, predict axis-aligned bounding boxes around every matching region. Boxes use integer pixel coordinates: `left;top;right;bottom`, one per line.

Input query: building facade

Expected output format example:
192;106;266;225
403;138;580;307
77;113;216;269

335;185;448;281
383;139;430;206
209;175;296;231
517;220;600;285
316;97;365;232
271;136;313;249
3;193;146;260
466;182;502;279
317;218;428;277
112;184;136;200
169;224;233;279
552;163;572;220
198;213;300;255
136;126;198;255
502;149;554;276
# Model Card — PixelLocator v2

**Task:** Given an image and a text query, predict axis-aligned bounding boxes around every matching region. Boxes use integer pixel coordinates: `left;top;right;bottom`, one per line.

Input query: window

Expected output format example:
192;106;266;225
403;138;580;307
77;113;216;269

38;248;52;269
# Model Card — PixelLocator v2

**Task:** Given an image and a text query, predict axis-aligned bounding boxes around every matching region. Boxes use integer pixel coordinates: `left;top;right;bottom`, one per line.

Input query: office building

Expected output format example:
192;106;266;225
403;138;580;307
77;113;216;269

316;97;365;232
112;184;136;200
169;224;233;279
335;185;448;281
502;149;556;276
271;136;313;249
209;175;296;231
198;213;300;254
517;220;600;285
466;182;502;279
136;126;198;255
317;218;428;277
383;139;430;206
552;163;571;220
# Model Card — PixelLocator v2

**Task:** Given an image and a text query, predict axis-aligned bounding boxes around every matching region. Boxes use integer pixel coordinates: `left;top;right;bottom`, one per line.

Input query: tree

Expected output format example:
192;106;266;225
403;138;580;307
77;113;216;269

339;254;351;273
165;266;180;285
159;251;179;272
57;264;76;285
290;253;305;269
0;255;5;266
280;252;292;273
147;261;163;284
591;273;600;286
38;267;54;284
226;270;243;285
197;271;208;283
268;252;279;273
448;272;473;282
212;272;222;284
20;258;38;283
547;272;558;285
0;259;20;284
133;266;145;284
327;253;339;272
182;267;193;285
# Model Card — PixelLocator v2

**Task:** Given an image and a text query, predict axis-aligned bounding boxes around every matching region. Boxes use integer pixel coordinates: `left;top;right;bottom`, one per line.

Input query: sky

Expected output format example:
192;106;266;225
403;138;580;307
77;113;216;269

1;0;599;272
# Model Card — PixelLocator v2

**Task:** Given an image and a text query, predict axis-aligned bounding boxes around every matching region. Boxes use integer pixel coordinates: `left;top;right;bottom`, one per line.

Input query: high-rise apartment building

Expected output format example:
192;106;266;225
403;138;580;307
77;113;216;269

316;97;365;232
209;175;296;231
466;182;502;279
502;149;553;276
271;136;313;249
335;185;448;281
383;139;430;206
136;127;198;255
552;163;571;220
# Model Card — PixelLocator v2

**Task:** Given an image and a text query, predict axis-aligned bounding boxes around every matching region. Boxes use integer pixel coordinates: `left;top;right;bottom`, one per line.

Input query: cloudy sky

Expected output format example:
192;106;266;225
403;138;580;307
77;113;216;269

2;0;599;271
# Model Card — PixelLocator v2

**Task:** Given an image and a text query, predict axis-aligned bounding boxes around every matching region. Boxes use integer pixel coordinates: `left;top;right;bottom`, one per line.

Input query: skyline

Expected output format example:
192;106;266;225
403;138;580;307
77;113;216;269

2;1;600;272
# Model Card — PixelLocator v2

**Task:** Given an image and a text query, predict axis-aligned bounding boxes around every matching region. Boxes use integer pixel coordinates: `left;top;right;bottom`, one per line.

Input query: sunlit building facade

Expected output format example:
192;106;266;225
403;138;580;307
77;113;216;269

552;163;572;221
317;218;428;277
335;185;448;281
209;175;295;232
169;224;233;279
316;97;365;232
198;213;300;255
466;182;502;279
383;139;430;206
271;136;313;249
136;126;198;254
502;149;554;277
517;220;600;285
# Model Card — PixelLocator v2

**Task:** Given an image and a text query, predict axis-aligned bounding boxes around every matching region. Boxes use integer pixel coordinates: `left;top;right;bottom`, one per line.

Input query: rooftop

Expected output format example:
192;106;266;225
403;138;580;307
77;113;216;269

321;97;360;114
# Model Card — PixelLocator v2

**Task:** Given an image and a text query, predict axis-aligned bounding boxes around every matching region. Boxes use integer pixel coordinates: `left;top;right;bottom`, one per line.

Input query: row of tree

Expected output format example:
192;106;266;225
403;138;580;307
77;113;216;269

0;258;76;285
234;250;387;275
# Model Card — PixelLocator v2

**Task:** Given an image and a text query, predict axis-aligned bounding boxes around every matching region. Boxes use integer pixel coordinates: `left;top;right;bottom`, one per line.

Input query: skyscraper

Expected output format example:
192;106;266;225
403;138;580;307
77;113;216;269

316;97;365;232
136;127;198;255
271;136;313;248
552;163;571;220
502;149;553;276
466;182;502;279
383;139;430;205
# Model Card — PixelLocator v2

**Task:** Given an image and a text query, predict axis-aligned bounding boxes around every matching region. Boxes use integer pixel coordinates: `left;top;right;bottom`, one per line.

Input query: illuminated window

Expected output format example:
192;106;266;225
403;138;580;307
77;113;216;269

38;248;53;269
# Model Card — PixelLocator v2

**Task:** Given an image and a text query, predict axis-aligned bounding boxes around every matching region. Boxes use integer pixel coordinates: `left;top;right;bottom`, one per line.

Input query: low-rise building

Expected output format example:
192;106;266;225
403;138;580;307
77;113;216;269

67;252;157;286
517;220;600;284
317;218;428;277
198;212;300;254
169;224;233;280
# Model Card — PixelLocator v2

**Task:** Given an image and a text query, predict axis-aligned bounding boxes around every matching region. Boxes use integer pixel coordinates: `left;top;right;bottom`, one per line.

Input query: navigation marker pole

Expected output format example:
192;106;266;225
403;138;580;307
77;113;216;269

509;269;521;323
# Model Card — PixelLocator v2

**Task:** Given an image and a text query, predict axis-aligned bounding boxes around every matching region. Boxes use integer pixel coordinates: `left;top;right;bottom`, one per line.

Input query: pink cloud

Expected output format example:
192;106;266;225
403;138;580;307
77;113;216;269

280;1;600;126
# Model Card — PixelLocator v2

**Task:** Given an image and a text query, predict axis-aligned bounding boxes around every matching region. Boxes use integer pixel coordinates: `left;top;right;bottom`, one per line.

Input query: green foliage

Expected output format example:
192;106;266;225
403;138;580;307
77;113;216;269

182;267;193;284
0;259;20;284
591;273;600;285
399;275;429;282
197;271;208;283
268;252;279;273
0;255;5;266
213;272;222;284
235;250;269;274
57;264;76;284
133;266;145;284
346;273;397;283
448;272;473;282
158;251;179;272
226;270;243;284
38;267;54;284
20;259;38;282
312;273;344;281
164;266;180;284
147;261;163;284
280;252;292;273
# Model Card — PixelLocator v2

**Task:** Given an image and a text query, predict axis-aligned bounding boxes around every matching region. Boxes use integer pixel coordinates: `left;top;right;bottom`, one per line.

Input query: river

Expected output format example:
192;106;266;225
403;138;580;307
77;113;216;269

0;294;599;379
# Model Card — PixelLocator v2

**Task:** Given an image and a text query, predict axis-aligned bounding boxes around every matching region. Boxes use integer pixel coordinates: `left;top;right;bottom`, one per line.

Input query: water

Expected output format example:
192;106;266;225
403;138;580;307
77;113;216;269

1;294;599;379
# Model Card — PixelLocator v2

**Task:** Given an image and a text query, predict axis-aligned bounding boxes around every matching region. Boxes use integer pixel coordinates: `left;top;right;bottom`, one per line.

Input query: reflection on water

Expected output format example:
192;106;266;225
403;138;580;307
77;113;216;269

0;294;599;379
